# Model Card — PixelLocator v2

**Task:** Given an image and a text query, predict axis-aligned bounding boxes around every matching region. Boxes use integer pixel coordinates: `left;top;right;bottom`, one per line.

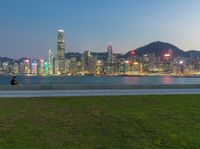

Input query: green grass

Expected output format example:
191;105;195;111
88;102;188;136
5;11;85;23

1;95;200;149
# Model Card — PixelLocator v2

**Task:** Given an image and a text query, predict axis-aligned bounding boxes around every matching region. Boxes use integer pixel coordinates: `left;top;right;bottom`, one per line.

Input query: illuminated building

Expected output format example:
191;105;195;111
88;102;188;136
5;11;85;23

106;43;115;75
31;60;38;75
119;60;130;74
0;62;2;74
141;53;161;73
141;54;149;73
130;61;140;75
48;50;54;75
19;63;24;74
12;63;19;74
23;59;31;74
128;50;140;74
173;57;184;75
82;51;91;74
196;57;200;73
2;62;9;74
38;59;45;75
96;60;104;75
69;57;78;75
45;60;49;75
163;49;173;73
77;61;83;75
56;29;66;74
107;43;114;63
82;51;95;74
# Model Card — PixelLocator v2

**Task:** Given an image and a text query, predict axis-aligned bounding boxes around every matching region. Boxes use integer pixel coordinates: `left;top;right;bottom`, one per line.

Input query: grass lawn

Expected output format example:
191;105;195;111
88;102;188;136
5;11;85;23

1;95;200;149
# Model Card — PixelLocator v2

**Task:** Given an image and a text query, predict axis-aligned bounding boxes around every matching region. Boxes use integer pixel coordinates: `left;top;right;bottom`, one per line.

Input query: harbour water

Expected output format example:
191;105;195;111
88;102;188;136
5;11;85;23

0;75;200;86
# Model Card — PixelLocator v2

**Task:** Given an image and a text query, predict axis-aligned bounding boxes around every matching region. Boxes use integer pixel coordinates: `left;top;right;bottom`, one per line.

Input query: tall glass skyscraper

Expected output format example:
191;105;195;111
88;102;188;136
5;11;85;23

48;50;53;75
56;29;66;74
106;43;115;75
107;43;114;64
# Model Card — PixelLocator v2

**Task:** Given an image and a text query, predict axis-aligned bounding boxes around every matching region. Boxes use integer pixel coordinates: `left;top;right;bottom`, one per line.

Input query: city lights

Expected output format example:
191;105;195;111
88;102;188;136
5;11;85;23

164;53;171;57
179;60;183;64
0;30;200;76
129;50;136;56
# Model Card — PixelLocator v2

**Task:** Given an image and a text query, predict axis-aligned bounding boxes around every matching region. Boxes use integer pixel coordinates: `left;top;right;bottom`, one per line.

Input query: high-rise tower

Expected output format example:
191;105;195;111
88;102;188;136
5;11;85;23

106;43;115;75
48;50;54;75
56;29;66;74
107;43;114;64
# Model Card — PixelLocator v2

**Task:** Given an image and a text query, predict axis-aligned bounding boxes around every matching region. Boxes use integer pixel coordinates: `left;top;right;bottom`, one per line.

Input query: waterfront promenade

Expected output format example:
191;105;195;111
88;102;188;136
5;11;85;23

1;88;200;97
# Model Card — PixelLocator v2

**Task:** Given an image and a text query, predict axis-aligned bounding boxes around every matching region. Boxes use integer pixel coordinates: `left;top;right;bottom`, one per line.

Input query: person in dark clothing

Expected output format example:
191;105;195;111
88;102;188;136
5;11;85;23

10;76;18;85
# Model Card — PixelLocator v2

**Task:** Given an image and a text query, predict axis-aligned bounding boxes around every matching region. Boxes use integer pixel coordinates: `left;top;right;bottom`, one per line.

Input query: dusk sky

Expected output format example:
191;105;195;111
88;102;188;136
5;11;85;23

0;0;200;58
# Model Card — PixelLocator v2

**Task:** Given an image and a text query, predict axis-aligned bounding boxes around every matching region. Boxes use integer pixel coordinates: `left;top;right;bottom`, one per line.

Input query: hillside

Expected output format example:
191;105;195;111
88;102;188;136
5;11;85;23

0;57;14;63
133;41;188;57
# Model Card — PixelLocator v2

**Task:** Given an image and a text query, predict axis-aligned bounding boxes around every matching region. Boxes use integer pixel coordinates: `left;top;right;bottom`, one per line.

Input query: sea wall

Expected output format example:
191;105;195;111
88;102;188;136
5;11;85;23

1;84;200;90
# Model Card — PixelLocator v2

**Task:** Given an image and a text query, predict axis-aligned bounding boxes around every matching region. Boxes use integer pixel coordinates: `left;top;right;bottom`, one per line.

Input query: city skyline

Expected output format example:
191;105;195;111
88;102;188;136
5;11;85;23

1;0;200;58
1;30;200;77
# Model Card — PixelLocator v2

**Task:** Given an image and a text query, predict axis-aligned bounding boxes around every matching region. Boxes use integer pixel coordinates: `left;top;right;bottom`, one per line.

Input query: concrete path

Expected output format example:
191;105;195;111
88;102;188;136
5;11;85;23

0;89;200;97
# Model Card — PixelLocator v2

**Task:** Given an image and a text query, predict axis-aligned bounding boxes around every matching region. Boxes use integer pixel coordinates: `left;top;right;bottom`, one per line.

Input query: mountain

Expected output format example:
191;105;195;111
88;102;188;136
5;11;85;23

129;41;188;57
0;57;31;64
186;50;200;57
65;52;108;61
92;52;107;60
65;52;82;61
0;57;14;63
1;42;200;62
15;57;30;63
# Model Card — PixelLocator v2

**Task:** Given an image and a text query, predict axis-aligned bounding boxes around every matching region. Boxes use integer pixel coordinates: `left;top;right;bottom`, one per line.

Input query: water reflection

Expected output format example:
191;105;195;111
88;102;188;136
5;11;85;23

1;75;200;85
123;77;139;85
161;76;173;84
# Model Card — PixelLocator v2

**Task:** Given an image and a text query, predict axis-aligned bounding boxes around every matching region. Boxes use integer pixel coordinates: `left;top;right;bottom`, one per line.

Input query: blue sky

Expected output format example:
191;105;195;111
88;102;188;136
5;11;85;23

0;0;200;58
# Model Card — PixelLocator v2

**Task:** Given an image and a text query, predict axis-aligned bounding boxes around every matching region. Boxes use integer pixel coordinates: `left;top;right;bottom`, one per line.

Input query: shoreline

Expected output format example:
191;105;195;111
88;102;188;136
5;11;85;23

1;74;200;77
1;84;200;90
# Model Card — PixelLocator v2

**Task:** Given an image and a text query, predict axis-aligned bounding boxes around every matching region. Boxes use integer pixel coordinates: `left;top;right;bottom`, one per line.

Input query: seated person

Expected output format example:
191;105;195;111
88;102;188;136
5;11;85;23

10;76;18;86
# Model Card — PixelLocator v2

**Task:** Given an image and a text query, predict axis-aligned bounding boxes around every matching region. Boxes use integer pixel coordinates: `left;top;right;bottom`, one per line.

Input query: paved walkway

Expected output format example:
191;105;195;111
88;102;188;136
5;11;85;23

0;89;200;97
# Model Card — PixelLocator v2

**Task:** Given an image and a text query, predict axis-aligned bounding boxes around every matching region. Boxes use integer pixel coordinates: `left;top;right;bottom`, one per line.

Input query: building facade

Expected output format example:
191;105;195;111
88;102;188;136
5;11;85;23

56;29;66;74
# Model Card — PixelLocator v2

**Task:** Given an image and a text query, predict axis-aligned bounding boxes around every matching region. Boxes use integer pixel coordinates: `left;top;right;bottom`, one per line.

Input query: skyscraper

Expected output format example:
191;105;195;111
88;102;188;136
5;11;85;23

107;43;114;64
48;50;54;75
23;59;30;74
56;29;66;74
31;60;38;75
106;43;115;75
82;51;95;74
38;59;45;75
